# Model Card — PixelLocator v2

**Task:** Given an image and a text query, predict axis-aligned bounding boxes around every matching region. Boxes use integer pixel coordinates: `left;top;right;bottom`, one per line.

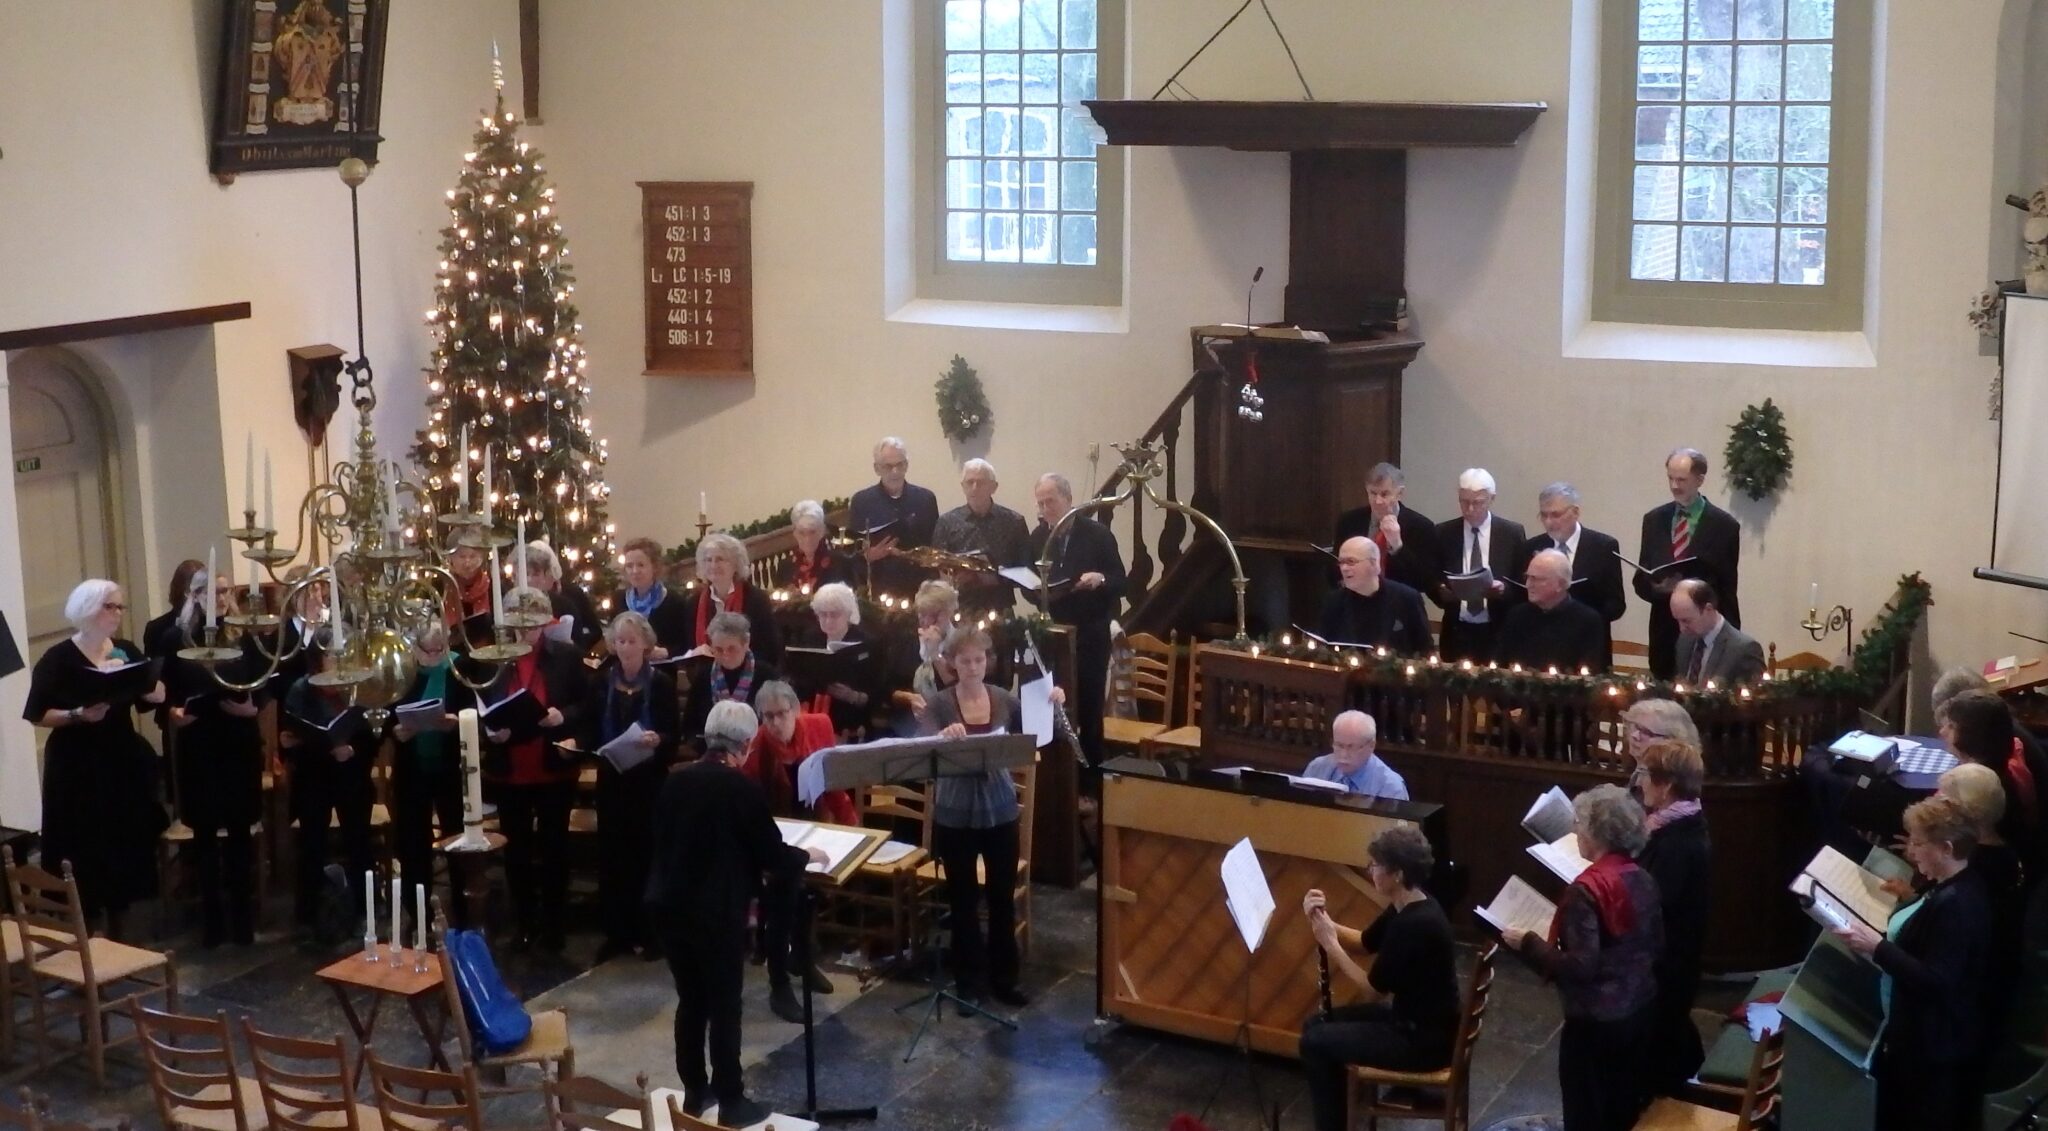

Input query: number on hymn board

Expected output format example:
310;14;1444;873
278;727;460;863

641;182;753;376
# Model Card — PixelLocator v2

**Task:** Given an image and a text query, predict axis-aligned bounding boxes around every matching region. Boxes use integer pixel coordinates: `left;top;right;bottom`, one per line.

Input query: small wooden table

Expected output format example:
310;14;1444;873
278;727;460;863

435;830;508;929
314;949;452;1086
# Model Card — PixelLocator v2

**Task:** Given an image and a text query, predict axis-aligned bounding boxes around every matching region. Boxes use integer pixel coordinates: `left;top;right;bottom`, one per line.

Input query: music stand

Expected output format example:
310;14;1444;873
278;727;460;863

803;733;1037;1060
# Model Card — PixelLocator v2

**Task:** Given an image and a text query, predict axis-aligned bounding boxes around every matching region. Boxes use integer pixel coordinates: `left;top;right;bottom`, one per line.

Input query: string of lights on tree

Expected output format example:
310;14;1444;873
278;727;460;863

411;52;618;595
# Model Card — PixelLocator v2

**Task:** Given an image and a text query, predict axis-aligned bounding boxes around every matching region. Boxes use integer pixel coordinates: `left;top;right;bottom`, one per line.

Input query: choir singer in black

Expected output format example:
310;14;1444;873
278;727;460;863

1315;537;1430;655
1430;469;1528;662
1522;482;1625;632
1029;472;1124;764
1494;549;1610;674
646;699;826;1127
1332;462;1439;596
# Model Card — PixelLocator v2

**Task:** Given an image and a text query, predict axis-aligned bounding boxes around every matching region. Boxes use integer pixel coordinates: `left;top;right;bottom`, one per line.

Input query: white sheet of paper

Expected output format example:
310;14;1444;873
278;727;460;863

1020;674;1056;745
999;565;1043;589
598;723;653;772
774;818;871;873
1475;875;1558;937
1793;846;1898;930
1219;837;1275;954
1521;786;1574;843
868;840;918;866
1744;1002;1784;1042
543;615;574;644
1527;834;1591;883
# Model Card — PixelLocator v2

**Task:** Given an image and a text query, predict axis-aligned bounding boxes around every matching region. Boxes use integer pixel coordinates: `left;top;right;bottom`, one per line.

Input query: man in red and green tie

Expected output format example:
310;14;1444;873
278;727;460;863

1633;448;1742;679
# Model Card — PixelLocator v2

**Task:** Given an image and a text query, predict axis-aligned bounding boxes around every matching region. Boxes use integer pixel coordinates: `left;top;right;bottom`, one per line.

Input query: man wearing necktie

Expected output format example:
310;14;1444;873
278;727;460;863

1331;463;1440;596
1029;473;1125;764
1429;469;1528;662
1521;482;1627;659
1633;450;1742;680
1670;580;1764;686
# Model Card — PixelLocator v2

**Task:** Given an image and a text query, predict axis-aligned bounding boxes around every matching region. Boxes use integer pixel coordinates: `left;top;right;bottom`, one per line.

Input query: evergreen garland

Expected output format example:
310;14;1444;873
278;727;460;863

935;354;992;442
1724;399;1794;501
663;497;852;564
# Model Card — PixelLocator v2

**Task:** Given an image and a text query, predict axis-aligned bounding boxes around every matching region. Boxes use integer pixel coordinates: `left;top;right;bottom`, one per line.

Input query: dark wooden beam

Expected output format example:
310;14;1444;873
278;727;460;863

520;0;542;123
1082;99;1545;152
0;303;253;352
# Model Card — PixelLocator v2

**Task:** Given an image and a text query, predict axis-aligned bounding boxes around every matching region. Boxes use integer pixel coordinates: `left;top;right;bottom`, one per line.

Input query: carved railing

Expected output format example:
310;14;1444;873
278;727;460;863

1196;646;1863;782
668;506;852;593
1093;353;1223;610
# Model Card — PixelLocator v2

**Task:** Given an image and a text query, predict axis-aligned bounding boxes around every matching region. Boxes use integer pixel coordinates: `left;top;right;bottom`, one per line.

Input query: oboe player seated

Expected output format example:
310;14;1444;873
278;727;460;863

1299;826;1459;1131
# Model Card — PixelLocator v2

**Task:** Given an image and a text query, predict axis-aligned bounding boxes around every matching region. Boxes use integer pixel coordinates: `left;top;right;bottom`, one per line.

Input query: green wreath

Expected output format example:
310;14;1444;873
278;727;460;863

935;354;992;442
1724;399;1793;502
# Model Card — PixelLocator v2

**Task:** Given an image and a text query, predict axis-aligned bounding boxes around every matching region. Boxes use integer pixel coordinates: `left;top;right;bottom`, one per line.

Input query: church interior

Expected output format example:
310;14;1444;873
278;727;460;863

5;1;2048;1128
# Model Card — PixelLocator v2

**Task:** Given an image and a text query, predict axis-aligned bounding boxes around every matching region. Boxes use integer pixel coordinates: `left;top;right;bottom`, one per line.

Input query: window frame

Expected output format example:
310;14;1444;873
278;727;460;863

1592;0;1872;331
913;0;1127;308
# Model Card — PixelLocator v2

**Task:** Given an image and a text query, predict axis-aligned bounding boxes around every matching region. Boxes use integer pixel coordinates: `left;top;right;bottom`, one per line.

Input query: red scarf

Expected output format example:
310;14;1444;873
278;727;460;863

496;650;563;785
693;580;751;648
2009;737;2039;825
740;713;854;823
1549;851;1638;945
790;547;830;591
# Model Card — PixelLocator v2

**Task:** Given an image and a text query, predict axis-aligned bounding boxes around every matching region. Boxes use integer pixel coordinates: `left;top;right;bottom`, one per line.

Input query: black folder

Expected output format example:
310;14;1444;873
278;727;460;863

480;688;548;743
781;641;874;687
76;657;162;707
289;705;365;738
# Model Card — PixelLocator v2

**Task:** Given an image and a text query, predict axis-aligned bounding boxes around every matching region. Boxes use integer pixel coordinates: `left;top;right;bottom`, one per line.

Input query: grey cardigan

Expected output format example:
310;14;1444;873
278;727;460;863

923;684;1021;829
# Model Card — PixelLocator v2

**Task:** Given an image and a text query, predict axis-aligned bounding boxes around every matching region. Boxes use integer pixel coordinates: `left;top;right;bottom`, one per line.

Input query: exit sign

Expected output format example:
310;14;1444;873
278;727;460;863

12;457;38;474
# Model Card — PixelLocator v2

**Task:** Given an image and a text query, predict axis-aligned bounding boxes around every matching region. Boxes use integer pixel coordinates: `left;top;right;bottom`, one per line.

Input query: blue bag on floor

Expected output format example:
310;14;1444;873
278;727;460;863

446;928;532;1055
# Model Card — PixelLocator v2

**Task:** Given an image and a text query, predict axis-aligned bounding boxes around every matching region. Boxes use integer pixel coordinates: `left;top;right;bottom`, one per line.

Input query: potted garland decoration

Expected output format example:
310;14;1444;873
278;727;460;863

935;354;992;443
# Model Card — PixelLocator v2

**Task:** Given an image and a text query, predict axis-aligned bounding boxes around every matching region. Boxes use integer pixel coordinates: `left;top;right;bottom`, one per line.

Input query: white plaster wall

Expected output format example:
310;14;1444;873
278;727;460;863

0;353;34;830
536;0;2042;680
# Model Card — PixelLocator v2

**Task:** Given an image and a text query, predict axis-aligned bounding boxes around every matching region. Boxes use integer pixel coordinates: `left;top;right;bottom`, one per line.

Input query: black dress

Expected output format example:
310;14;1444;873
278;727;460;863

580;664;681;949
23;638;169;916
1636;811;1711;1092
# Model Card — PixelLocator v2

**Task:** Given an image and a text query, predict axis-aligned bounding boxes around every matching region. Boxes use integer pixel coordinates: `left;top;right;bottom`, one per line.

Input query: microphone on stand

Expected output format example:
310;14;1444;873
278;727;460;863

1238;266;1267;422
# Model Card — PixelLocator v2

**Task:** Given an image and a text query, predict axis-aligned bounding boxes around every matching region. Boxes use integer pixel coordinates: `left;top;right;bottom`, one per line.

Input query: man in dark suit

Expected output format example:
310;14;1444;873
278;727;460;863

1430;468;1529;662
1634;448;1742;679
1333;462;1440;597
646;700;825;1126
1670;580;1764;686
849;436;941;598
1522;481;1625;658
1030;472;1125;764
1496;549;1610;674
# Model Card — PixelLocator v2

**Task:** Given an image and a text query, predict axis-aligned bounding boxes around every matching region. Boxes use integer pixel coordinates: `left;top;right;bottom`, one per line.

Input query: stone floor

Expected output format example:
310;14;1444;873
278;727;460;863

6;880;1743;1131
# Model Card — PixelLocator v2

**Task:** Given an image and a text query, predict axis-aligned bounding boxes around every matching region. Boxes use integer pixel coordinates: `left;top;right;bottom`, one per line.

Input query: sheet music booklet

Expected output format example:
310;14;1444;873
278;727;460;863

1521;787;1575;843
76;656;162;707
1475;875;1558;938
1789;845;1909;937
1443;568;1495;601
1613;551;1700;580
774;818;874;874
480;687;547;742
1220;837;1276;953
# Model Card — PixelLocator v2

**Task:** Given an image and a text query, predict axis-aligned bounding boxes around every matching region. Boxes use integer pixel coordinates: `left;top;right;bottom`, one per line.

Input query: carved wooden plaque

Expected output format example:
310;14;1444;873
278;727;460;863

639;181;753;377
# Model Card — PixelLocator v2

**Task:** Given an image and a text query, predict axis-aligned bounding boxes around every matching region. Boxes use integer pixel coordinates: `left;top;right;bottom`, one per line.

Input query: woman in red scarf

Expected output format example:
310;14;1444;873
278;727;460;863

443;542;494;646
1502;783;1662;1131
774;500;851;592
741;681;855;824
687;532;782;663
479;587;584;952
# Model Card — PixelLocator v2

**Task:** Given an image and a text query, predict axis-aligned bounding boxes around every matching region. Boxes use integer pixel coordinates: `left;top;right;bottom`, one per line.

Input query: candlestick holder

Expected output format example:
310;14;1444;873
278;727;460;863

1802;604;1853;644
449;819;491;852
414;945;430;975
695;514;711;542
362;932;380;963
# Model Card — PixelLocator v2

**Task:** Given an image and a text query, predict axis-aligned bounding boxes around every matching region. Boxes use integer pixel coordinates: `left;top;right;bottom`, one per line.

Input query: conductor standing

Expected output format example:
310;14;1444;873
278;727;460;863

646;700;826;1125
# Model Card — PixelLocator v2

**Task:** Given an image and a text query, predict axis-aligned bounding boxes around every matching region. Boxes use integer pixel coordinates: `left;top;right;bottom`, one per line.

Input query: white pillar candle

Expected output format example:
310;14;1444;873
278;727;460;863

247;549;259;612
364;870;376;941
1808;582;1819;610
490;545;504;626
205;547;217;630
699;490;707;517
415;882;427;951
263;451;274;529
482;447;494;518
516;515;527;591
457;425;471;510
458;708;484;823
390;869;402;952
244;432;255;516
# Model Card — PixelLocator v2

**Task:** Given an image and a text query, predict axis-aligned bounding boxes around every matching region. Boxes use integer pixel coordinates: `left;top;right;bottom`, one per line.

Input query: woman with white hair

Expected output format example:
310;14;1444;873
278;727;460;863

647;698;825;1127
775;500;848;592
686;532;782;664
523;538;601;653
23;578;169;937
789;581;881;738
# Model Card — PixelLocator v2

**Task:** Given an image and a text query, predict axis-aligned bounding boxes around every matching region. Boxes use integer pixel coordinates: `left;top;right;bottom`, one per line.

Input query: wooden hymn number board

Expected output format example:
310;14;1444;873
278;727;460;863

639;181;753;377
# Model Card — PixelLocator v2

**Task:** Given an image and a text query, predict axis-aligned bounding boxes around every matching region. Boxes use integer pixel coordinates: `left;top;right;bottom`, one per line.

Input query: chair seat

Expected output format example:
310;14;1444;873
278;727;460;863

170;1077;270;1131
163;823;263;844
33;937;172;985
481;1007;570;1066
569;808;599;834
1633;1097;1741;1131
2;920;38;965
1150;726;1201;748
1350;1063;1454;1088
1102;717;1168;746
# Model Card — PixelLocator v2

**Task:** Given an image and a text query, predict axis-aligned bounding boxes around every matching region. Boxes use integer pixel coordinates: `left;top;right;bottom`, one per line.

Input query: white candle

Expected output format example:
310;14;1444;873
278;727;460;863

482;447;494;518
516;515;527;590
457;425;471;510
390;870;402;953
1808;582;1819;610
415;882;427;951
699;490;707;517
490;545;504;627
263;451;273;529
458;708;485;822
246;550;259;613
364;870;376;942
332;591;348;654
205;547;217;630
244;432;255;516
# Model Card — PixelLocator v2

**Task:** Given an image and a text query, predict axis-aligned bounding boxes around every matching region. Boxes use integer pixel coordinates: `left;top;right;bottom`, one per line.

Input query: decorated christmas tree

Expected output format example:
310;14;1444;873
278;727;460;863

412;52;616;595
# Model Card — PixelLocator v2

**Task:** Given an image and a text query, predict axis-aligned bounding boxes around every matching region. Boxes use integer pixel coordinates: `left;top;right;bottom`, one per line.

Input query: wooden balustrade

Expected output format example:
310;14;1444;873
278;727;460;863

666;507;851;593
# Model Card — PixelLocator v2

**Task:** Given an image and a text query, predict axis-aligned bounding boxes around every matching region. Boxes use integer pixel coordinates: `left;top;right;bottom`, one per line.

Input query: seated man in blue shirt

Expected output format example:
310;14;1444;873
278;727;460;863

1301;710;1409;799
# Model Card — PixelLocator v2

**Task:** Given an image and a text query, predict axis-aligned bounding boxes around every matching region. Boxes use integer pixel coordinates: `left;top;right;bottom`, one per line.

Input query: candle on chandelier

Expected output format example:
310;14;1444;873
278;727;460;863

457;425;471;510
205;547;217;630
244;432;255;516
263;451;274;529
516;515;527;591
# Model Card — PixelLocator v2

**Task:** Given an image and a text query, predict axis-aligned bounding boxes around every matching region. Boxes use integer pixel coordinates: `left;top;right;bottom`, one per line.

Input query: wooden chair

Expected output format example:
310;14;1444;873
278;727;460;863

239;1021;388;1131
1767;643;1833;676
543;1070;653;1131
1612;638;1653;679
1634;1023;1785;1131
3;849;178;1086
1104;631;1178;754
662;1090;748;1131
1346;943;1498;1131
826;783;940;960
0;910;48;1057
1141;642;1206;758
132;1004;267;1131
363;1047;485;1131
431;920;576;1096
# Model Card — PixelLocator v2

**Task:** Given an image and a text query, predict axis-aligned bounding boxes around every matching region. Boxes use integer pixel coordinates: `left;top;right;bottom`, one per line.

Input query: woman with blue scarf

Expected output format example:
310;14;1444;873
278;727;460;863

1833;795;1993;1130
611;537;691;656
389;622;474;929
581;610;680;962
